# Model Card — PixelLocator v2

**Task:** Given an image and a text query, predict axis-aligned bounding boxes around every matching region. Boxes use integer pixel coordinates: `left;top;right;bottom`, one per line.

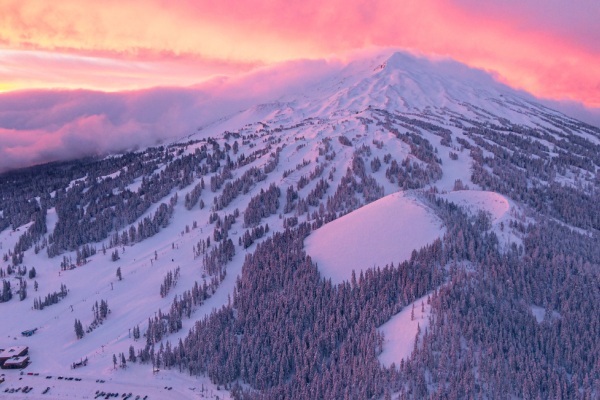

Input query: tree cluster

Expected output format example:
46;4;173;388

239;224;269;250
243;184;280;227
160;267;180;298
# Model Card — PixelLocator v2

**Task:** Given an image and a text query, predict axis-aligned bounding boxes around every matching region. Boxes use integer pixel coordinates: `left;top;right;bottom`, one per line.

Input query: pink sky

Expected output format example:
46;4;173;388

0;0;599;172
0;0;599;106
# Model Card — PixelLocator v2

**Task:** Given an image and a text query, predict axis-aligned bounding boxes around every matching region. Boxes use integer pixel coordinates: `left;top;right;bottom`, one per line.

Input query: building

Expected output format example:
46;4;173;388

0;346;28;367
2;356;29;369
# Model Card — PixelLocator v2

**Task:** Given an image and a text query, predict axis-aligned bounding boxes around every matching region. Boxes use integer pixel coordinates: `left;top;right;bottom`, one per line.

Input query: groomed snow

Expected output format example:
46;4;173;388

305;192;444;285
0;176;256;399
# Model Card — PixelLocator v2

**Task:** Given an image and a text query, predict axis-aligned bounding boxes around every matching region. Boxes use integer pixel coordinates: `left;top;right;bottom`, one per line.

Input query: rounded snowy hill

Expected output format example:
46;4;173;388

305;192;444;285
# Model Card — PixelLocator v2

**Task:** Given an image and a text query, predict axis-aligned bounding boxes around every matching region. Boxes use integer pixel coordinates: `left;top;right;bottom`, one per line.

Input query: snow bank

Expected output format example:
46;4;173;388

305;192;444;285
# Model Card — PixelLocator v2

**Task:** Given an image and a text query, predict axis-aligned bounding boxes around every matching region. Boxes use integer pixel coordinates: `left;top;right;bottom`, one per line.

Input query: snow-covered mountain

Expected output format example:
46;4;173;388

1;51;599;399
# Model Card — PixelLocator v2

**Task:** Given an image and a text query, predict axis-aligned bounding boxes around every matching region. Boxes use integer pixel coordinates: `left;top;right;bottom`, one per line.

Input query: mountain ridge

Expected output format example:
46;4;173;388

0;49;599;399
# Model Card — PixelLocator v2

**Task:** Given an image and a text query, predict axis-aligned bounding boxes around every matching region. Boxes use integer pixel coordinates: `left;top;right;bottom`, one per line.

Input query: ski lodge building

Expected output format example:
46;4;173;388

0;346;29;369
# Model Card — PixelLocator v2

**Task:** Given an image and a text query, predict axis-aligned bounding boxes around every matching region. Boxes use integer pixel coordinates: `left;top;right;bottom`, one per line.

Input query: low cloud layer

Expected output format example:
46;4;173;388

0;57;343;172
0;52;598;174
535;98;600;131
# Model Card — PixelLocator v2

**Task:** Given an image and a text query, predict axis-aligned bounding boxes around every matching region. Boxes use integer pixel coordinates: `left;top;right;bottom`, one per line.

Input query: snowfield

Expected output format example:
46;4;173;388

305;192;444;285
0;368;227;400
378;293;432;367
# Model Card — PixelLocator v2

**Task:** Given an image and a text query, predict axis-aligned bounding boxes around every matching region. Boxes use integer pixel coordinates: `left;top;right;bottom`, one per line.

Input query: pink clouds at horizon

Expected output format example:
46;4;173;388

0;57;345;172
0;0;599;107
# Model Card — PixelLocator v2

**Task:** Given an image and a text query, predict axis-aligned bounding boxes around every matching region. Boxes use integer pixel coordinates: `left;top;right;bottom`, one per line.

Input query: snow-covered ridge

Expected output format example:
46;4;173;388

305;192;444;285
440;190;510;223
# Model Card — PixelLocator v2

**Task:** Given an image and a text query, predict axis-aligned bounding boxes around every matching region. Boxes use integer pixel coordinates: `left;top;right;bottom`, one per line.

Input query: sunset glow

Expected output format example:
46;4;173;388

1;0;598;105
2;3;600;396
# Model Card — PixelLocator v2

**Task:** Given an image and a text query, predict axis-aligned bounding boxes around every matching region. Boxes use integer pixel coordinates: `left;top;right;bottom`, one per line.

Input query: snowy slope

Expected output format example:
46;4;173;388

440;190;526;250
0;190;240;399
305;192;444;285
440;190;510;223
378;293;432;367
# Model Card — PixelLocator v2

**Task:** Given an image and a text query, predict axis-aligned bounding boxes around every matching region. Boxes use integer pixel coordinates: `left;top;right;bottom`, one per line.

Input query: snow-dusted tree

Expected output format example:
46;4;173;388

74;319;84;339
128;345;137;362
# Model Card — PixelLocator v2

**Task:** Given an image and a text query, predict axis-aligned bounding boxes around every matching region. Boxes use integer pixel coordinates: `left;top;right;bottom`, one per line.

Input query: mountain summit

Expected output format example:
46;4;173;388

205;51;593;141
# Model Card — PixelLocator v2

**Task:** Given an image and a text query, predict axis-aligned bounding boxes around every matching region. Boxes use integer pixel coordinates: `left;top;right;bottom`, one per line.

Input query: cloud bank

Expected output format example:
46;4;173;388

1;51;598;174
0;58;344;172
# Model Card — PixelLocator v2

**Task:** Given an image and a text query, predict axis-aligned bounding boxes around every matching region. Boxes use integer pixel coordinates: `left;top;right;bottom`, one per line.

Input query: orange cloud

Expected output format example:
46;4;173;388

0;0;598;105
0;48;259;92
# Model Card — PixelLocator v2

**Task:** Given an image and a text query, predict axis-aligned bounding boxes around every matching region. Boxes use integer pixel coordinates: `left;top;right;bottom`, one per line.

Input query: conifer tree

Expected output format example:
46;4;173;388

74;319;84;339
128;345;137;362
